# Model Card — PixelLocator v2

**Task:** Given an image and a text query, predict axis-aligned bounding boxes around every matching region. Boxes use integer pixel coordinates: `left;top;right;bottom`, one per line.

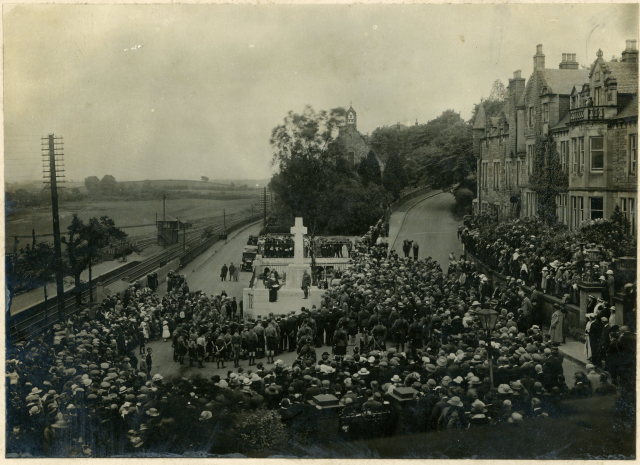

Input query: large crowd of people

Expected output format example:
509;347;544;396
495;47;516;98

5;217;635;457
258;235;294;258
460;216;636;316
305;237;353;259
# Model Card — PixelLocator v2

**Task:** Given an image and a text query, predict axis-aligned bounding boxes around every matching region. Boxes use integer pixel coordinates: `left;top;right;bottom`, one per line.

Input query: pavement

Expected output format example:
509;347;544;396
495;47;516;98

9;252;147;316
156;221;262;299
558;340;589;367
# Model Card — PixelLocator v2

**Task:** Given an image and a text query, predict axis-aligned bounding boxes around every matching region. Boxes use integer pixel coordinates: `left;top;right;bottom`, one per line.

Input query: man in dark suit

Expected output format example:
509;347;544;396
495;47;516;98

587;315;604;364
597;317;612;369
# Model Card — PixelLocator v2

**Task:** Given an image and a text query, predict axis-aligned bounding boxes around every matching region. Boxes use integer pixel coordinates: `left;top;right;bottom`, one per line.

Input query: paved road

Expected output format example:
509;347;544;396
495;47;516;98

149;222;340;382
390;192;463;269
158;222;262;300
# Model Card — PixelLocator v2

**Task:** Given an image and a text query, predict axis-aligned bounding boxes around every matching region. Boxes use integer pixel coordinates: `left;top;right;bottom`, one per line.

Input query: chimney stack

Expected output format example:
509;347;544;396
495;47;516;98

622;39;639;64
508;69;526;110
534;44;546;70
559;52;579;69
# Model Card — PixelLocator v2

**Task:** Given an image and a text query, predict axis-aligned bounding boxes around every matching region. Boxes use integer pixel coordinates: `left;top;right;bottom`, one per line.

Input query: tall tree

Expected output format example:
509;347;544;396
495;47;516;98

63;215;127;307
84;176;100;193
382;153;407;199
357;150;382;186
100;175;118;193
83;216;128;302
418;119;474;189
269;105;346;233
469;79;508;126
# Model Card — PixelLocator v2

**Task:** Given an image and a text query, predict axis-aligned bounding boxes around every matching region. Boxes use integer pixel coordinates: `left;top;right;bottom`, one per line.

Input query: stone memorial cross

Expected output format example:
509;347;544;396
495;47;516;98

290;217;307;265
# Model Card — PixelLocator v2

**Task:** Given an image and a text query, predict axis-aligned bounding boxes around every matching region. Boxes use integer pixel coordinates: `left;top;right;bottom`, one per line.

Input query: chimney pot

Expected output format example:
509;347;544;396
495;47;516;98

562;53;567;62
534;45;546;70
621;40;639;64
513;70;522;79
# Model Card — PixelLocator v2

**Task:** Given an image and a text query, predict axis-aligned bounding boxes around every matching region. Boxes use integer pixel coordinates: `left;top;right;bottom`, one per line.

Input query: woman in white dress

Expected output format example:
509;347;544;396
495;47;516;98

162;320;171;342
584;313;595;360
541;267;549;293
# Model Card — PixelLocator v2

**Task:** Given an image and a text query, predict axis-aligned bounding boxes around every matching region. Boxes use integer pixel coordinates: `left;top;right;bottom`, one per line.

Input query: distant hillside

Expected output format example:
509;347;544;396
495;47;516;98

121;179;230;189
206;179;272;188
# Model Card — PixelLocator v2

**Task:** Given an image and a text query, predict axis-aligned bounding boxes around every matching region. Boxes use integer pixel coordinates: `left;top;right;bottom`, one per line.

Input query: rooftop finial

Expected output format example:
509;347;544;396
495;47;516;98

597;49;603;59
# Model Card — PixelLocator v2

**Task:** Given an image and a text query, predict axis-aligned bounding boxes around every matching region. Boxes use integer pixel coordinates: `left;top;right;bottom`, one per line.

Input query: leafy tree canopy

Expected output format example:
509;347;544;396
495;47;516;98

268;106;389;235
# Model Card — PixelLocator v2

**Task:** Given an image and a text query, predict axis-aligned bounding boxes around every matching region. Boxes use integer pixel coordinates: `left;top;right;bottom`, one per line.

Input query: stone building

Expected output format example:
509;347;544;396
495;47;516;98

517;45;590;219
335;105;385;171
556;41;638;233
474;42;637;234
473;70;525;220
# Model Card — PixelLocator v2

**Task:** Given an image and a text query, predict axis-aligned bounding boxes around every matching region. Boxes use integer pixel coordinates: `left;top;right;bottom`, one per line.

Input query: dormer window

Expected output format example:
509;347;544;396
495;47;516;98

595;71;600;81
542;86;548;95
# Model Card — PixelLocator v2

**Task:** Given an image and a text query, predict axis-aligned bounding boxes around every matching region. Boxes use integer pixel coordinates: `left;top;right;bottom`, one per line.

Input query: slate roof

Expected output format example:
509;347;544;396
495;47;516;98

473;104;487;129
604;62;638;94
551;112;571;131
542;69;590;95
614;95;638;120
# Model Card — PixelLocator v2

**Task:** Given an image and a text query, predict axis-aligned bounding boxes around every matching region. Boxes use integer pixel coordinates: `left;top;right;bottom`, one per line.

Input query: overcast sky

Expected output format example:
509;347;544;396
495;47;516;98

4;3;638;183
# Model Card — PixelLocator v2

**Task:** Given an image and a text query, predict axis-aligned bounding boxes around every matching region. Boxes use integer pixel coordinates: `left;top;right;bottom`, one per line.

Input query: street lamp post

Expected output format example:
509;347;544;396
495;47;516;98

476;308;499;388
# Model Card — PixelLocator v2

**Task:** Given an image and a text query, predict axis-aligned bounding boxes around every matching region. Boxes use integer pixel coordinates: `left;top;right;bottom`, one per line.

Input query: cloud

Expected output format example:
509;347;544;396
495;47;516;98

4;4;638;183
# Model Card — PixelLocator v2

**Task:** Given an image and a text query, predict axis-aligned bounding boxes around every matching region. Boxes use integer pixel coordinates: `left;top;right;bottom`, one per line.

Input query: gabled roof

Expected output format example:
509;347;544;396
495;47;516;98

603;61;638;94
614;95;638;120
473;104;487;129
541;69;590;95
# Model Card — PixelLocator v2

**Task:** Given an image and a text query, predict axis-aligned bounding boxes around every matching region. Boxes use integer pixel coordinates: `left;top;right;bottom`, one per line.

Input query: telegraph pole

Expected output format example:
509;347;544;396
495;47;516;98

42;134;66;322
223;209;226;233
162;195;167;249
263;186;267;226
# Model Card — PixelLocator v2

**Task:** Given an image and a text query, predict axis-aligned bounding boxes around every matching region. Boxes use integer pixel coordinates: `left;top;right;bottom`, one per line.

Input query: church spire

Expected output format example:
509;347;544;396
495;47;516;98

346;104;357;129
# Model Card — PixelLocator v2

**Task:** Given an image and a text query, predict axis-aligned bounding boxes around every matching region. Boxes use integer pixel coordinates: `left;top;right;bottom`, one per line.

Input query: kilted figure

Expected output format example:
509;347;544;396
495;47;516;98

214;335;227;369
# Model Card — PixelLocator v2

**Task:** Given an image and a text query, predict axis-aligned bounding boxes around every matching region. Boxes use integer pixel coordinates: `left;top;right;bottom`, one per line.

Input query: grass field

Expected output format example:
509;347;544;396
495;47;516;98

5;197;259;249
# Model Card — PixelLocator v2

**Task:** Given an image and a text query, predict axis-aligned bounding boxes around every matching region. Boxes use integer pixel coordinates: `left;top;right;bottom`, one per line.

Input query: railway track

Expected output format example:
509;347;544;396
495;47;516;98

133;212;247;251
9;213;261;342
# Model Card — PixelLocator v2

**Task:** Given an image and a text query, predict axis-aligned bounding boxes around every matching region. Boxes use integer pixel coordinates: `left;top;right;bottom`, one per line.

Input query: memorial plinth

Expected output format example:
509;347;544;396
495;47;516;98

243;217;318;320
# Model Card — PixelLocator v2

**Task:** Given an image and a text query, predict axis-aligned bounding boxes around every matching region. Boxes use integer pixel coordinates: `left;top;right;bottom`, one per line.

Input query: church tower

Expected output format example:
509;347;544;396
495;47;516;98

346;105;357;129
